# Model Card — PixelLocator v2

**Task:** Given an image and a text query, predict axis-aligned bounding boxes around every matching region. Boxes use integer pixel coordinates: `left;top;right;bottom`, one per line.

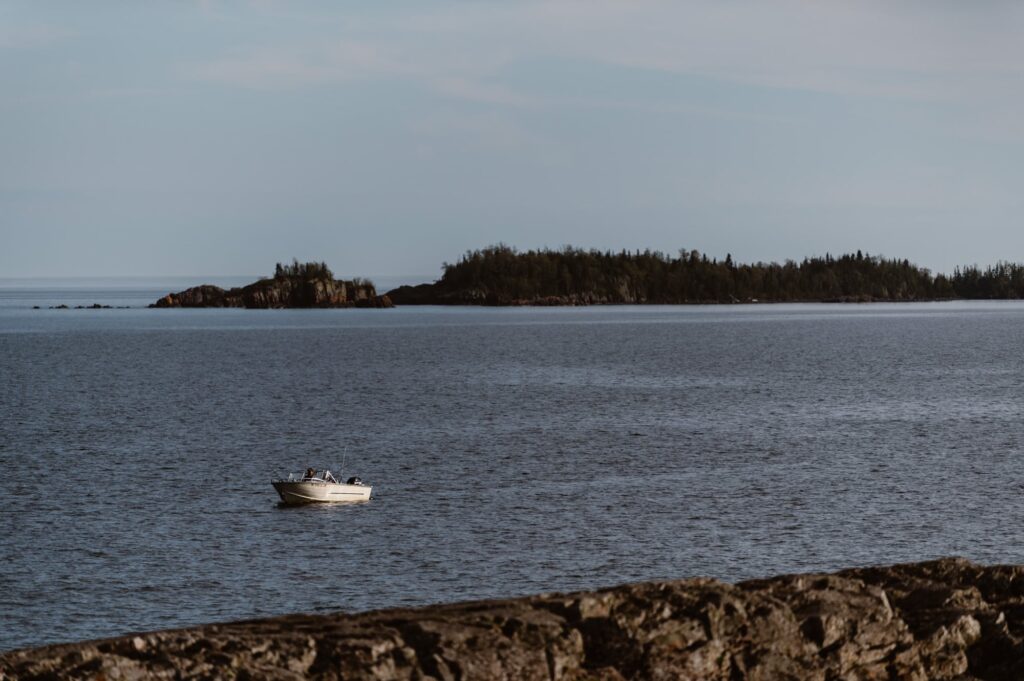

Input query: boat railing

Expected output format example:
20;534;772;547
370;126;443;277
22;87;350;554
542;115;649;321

281;472;322;482
277;471;361;485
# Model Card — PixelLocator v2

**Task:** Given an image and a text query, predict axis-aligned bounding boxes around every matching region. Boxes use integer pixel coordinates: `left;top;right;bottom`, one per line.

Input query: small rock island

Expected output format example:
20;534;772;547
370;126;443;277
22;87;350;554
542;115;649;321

150;261;392;309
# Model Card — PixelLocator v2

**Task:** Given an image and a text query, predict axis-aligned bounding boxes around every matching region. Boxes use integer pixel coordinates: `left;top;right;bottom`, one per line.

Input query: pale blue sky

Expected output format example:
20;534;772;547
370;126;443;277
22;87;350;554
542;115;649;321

3;1;1024;278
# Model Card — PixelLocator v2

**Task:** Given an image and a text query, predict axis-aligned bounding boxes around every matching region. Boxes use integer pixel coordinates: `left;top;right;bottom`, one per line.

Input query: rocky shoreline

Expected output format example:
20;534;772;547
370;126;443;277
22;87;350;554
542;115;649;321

5;557;1024;680
384;284;955;306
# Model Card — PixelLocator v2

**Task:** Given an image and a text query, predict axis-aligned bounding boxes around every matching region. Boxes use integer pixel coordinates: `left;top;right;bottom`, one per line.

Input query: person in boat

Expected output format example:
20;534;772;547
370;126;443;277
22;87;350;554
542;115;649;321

305;467;316;479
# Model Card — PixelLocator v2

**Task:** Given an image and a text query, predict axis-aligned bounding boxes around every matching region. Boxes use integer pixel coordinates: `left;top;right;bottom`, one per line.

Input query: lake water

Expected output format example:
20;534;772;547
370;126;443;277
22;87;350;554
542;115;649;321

3;283;1024;652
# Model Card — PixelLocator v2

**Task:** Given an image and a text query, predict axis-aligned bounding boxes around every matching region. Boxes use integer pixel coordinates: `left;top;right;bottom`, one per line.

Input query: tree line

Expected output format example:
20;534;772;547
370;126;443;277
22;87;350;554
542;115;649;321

274;259;334;280
436;245;1024;303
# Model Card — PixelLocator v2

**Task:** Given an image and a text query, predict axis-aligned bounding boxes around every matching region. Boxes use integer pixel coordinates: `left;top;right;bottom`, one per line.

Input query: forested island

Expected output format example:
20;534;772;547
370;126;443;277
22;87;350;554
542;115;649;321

151;261;392;309
149;250;1024;309
386;245;1024;305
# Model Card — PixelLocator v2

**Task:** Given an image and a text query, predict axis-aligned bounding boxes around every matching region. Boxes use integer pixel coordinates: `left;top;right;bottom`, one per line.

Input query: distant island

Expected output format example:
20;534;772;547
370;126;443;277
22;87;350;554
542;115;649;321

149;249;1024;309
386;245;1024;305
150;261;392;309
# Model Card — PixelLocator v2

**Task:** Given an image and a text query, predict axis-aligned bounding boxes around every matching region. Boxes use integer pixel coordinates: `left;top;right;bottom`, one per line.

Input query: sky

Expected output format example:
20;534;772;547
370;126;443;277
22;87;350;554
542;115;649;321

3;1;1024;279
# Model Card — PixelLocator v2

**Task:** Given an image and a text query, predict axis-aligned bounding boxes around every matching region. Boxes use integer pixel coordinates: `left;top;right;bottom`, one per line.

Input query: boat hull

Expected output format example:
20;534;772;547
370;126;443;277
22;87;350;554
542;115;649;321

273;480;372;504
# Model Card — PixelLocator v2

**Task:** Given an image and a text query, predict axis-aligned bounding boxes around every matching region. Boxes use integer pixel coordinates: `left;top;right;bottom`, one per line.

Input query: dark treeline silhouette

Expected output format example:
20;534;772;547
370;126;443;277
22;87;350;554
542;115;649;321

951;263;1024;299
411;245;1024;304
274;259;333;280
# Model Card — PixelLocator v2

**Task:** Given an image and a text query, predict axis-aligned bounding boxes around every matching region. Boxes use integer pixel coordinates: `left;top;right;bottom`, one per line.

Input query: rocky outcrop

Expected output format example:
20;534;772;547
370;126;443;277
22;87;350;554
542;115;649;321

151;284;237;308
385;280;721;306
7;558;1024;679
151;277;392;309
385;282;487;305
40;304;130;310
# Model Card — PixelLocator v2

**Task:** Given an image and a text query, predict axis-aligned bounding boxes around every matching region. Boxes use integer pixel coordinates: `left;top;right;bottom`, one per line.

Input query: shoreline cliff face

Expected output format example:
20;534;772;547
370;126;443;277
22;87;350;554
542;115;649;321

384;282;670;306
5;558;1024;680
151;275;393;309
384;283;925;307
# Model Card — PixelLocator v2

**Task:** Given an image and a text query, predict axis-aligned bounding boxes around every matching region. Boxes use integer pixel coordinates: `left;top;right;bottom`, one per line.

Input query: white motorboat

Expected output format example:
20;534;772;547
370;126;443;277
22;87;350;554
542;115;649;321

272;468;372;504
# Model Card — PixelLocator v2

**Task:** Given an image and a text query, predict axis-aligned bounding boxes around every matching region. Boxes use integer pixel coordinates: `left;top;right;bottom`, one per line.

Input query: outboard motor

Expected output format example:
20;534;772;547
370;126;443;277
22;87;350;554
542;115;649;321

346;476;362;485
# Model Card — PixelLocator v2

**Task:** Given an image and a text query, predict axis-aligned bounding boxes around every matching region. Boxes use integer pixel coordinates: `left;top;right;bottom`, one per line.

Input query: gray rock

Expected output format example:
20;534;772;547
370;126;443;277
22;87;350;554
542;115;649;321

6;558;1024;680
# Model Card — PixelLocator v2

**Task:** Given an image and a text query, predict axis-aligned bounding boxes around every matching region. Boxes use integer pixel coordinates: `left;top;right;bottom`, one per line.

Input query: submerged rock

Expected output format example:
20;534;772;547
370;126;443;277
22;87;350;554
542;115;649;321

6;558;1024;679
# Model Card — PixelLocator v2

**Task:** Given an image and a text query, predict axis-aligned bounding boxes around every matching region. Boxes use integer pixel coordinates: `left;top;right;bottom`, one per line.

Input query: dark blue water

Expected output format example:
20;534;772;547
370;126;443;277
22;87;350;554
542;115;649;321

4;286;1024;652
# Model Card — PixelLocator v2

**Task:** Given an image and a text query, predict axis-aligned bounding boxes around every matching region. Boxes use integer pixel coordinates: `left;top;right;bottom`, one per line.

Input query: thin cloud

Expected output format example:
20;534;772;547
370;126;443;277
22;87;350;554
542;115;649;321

431;77;540;109
409;110;552;154
185;1;1024;114
522;1;1024;103
0;22;72;49
189;36;544;109
191;42;408;89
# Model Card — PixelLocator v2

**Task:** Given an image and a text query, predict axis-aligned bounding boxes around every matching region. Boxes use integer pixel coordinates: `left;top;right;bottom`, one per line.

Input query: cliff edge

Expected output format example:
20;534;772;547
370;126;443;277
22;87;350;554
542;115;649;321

4;558;1024;680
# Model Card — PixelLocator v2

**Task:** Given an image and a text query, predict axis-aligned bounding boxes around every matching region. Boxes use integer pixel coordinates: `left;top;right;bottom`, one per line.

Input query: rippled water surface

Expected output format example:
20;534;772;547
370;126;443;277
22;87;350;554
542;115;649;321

4;287;1024;651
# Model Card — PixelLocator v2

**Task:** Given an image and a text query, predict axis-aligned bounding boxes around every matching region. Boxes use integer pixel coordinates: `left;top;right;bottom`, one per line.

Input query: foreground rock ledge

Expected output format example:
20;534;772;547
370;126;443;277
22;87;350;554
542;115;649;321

7;558;1024;680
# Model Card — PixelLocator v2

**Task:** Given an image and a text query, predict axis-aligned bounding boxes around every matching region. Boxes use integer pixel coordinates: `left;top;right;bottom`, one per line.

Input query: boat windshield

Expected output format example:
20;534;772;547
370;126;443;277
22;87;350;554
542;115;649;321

298;469;339;483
